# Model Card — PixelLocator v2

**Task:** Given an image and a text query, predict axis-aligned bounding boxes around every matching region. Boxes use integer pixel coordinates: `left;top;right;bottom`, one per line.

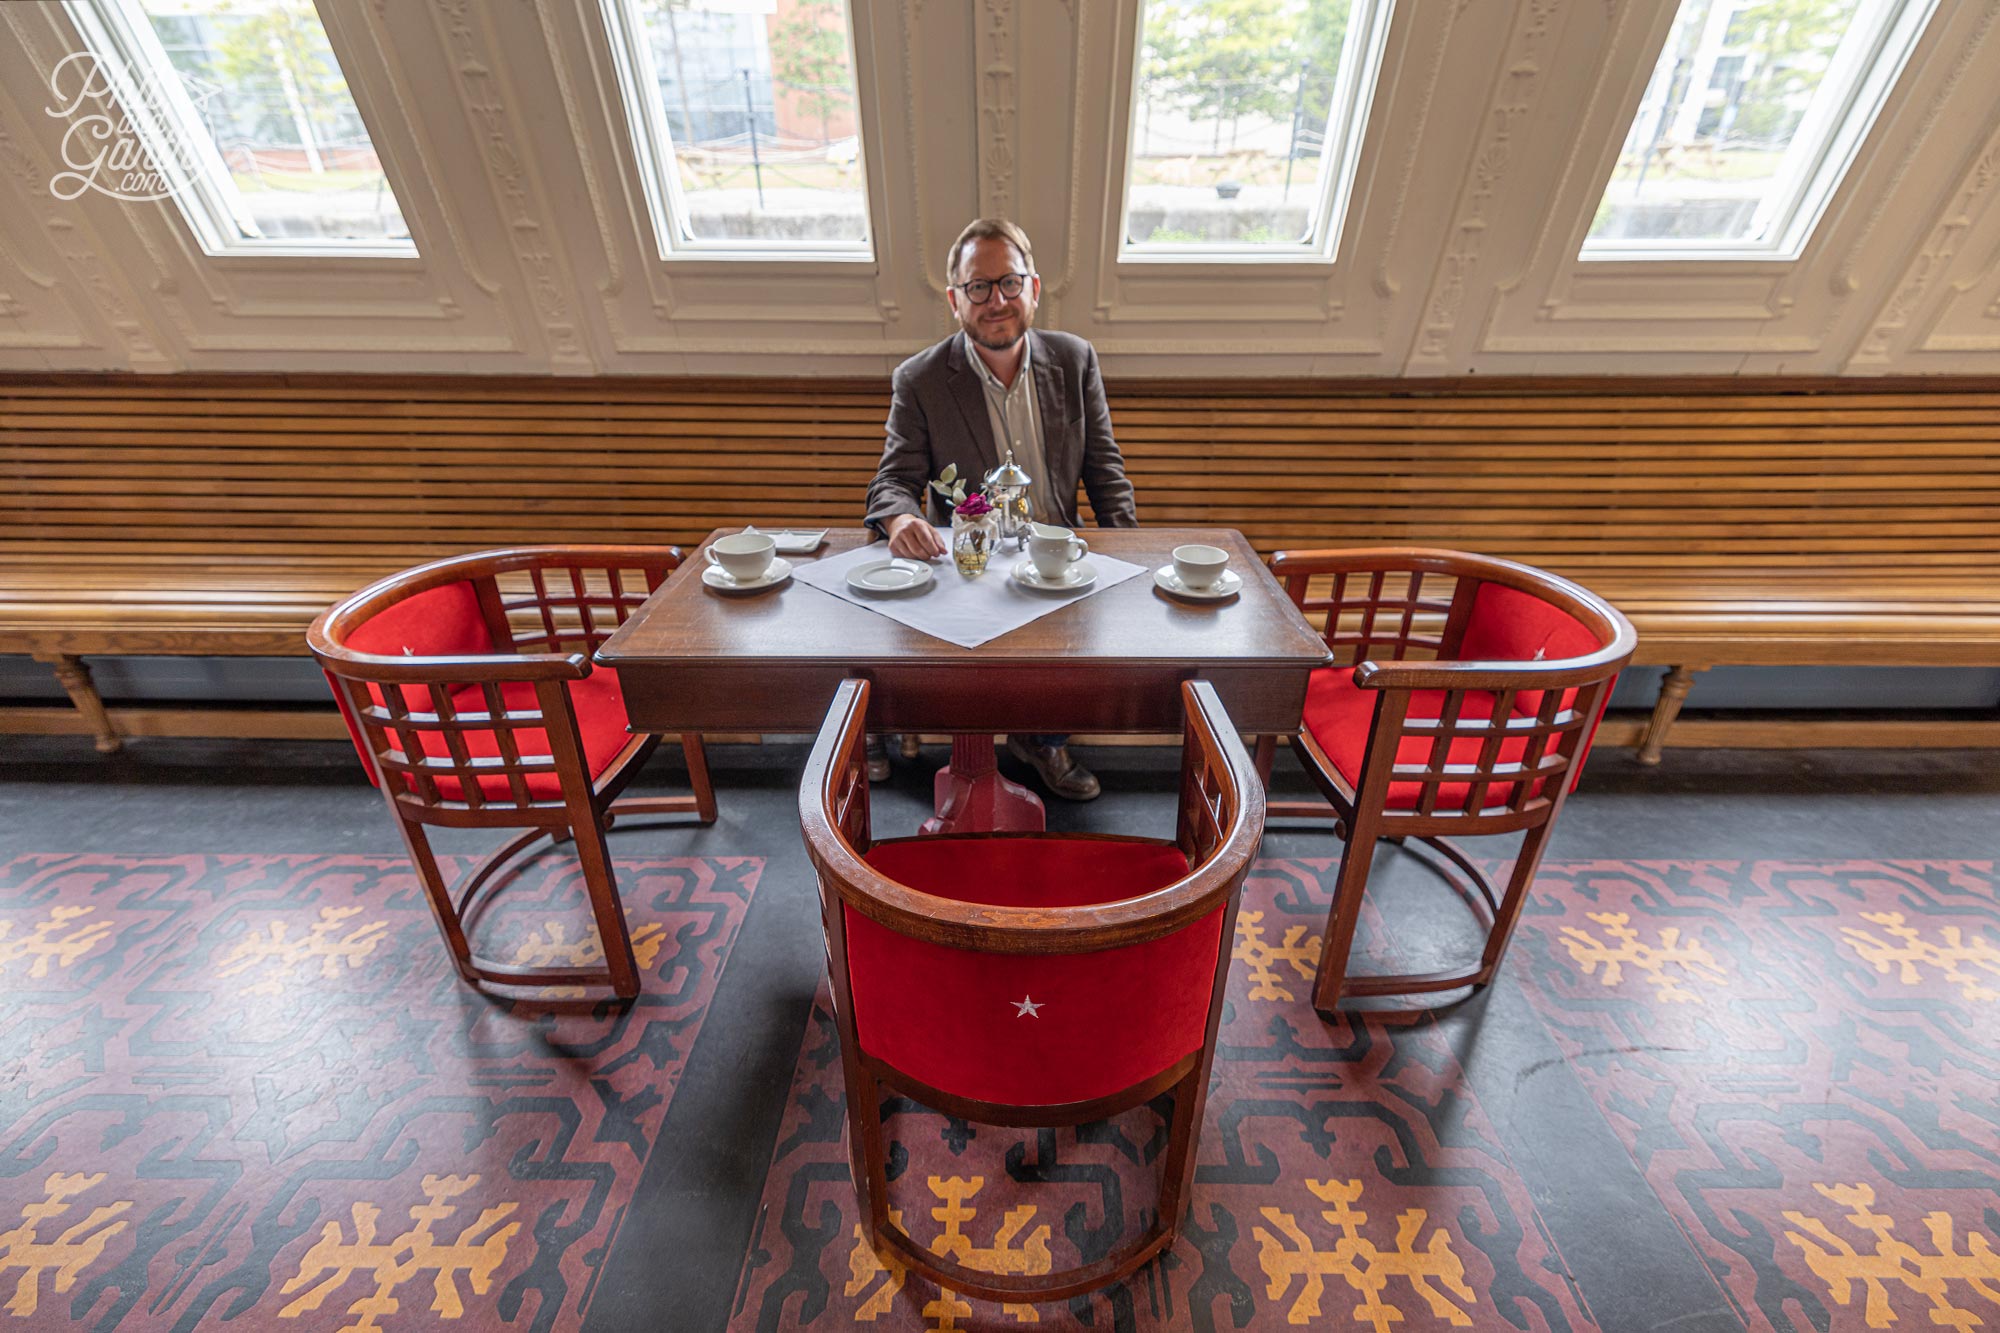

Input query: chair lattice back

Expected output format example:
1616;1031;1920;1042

1369;672;1612;822
492;560;667;657
1285;566;1459;666
1176;701;1240;866
1273;547;1635;828
338;672;576;815
317;547;679;819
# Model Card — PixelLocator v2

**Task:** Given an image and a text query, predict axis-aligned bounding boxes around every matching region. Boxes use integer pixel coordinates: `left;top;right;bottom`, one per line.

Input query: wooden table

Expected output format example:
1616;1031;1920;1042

596;527;1330;830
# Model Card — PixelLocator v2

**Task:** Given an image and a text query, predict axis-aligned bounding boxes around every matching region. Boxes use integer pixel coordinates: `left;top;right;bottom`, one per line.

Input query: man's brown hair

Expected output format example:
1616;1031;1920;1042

946;218;1035;286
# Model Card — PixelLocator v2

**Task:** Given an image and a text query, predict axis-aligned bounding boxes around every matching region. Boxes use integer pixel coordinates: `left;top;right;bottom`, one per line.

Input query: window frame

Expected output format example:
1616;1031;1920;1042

598;0;875;264
1114;0;1395;266
1581;0;1941;263
62;0;417;259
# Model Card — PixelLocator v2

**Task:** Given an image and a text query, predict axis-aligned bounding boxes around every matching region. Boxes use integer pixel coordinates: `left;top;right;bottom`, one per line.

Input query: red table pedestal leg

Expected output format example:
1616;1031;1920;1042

922;733;1045;834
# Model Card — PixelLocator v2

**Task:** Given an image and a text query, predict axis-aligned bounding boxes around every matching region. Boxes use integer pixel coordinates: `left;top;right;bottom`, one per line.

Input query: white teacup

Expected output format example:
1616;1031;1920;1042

706;531;776;583
1171;543;1229;589
1028;523;1089;581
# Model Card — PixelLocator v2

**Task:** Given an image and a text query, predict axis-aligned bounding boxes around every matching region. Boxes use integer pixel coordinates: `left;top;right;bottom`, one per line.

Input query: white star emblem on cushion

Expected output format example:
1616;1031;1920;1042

1013;995;1042;1017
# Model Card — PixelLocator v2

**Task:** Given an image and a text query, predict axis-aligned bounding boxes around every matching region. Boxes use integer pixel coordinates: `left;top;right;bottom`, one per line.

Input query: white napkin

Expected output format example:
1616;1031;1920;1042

791;528;1147;649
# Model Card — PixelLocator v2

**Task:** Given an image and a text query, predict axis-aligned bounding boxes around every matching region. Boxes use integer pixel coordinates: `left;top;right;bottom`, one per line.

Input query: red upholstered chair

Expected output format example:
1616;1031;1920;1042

1265;547;1636;1015
308;547;714;999
800;678;1262;1302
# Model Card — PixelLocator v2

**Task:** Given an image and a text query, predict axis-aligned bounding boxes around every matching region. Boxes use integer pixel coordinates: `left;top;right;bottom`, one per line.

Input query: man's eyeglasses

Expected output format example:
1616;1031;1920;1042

952;273;1033;304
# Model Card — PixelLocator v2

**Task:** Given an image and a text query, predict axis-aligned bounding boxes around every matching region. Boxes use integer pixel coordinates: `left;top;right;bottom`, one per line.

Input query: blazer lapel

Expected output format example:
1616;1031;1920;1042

1029;331;1074;497
945;335;1001;476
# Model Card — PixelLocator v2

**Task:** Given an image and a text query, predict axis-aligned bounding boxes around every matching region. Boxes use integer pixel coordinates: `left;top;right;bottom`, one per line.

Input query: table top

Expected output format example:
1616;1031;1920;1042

596;527;1330;734
597;527;1329;671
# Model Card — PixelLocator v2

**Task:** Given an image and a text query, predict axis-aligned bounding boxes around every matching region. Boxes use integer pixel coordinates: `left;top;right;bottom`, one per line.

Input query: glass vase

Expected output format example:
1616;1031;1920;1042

951;511;999;576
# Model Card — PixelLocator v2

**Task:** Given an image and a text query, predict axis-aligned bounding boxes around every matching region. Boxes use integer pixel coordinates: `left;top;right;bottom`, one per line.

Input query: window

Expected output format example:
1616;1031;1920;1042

1120;0;1392;261
62;0;413;255
1584;0;1939;259
602;0;872;260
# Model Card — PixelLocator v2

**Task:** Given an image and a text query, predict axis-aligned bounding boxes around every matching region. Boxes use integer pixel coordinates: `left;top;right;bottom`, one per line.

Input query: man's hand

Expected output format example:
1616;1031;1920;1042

885;513;947;559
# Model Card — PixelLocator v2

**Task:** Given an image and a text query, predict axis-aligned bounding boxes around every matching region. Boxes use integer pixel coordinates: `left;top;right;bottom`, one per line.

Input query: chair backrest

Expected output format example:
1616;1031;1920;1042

308;546;675;817
799;677;1263;1111
1276;546;1637;828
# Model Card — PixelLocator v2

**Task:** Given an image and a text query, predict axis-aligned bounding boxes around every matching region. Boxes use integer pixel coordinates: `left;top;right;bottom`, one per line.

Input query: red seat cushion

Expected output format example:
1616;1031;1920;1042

1303;669;1539;812
342;580;495;711
410;670;634;803
845;837;1220;1107
1457;582;1603;716
328;580;634;802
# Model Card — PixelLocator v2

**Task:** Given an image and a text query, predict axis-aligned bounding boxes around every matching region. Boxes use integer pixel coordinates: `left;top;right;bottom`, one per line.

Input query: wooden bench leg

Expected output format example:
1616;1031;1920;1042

34;652;121;754
1639;664;1705;765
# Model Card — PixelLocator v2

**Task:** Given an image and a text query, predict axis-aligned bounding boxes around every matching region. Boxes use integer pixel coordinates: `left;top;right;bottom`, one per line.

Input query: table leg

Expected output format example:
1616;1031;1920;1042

922;733;1045;835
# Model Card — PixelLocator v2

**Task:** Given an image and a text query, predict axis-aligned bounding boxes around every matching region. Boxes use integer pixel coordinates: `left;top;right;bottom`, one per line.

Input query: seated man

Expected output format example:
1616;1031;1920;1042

862;217;1138;798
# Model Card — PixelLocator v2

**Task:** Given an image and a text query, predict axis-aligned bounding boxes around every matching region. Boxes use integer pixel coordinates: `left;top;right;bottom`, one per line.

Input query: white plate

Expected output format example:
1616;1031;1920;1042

702;557;793;593
744;526;827;554
1154;564;1242;600
847;557;935;594
1011;557;1097;593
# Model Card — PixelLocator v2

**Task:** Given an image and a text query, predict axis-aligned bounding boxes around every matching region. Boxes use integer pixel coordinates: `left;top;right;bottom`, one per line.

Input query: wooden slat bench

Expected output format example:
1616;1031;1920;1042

4;373;1997;757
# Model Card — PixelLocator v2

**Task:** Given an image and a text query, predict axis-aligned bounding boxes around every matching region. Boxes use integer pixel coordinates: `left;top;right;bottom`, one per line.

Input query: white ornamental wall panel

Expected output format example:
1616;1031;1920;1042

1867;107;2000;366
509;0;951;374
0;1;541;371
0;159;127;369
0;0;1992;378
1476;0;2000;374
1062;0;1511;375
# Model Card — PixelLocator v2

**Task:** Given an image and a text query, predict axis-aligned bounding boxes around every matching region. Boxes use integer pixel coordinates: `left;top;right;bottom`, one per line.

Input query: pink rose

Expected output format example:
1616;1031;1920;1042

955;493;994;517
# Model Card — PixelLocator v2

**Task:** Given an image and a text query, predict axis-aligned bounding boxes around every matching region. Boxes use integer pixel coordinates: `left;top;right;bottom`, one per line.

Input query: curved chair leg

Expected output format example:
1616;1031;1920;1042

1477;818;1558;982
1312;811;1383;1016
566;805;640;998
396;818;480;989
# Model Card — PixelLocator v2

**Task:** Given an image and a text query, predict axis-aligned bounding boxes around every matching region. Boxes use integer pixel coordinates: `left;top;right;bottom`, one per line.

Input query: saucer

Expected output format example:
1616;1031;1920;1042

702;557;792;593
1153;565;1241;600
847;557;935;594
744;526;827;554
1011;558;1097;593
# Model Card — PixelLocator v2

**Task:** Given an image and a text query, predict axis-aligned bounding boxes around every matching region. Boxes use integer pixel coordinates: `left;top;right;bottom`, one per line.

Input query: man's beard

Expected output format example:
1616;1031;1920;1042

967;318;1025;353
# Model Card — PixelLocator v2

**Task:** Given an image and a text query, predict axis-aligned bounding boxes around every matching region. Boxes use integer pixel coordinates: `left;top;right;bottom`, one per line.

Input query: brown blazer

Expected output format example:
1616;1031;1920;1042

864;329;1138;533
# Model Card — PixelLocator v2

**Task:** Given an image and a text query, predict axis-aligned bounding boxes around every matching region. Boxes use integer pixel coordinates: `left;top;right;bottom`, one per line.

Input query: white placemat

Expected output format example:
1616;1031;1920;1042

791;528;1147;649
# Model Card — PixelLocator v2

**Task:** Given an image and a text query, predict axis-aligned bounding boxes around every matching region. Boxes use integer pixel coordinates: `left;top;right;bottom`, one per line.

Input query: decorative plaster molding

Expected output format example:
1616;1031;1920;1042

434;0;589;367
1413;0;1562;361
1860;128;2000;359
1829;0;2000;303
1044;0;1088;300
900;0;946;296
1371;1;1469;316
533;0;623;300
1493;0;1645;299
350;2;503;299
975;0;1016;219
0;19;165;366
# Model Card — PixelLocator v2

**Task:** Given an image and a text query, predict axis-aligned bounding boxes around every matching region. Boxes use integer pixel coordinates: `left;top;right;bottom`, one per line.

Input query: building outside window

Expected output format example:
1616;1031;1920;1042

609;0;870;257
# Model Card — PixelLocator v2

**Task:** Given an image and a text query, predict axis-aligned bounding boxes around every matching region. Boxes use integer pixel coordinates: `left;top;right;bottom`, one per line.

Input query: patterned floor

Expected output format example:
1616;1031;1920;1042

0;851;761;1332
728;858;1999;1332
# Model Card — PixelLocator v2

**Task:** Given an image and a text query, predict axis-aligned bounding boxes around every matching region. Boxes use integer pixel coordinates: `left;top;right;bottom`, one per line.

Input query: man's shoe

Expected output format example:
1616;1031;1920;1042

864;736;892;783
1004;736;1101;801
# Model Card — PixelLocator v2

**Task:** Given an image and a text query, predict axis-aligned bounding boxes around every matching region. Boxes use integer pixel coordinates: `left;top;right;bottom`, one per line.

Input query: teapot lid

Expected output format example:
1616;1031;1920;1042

984;448;1031;488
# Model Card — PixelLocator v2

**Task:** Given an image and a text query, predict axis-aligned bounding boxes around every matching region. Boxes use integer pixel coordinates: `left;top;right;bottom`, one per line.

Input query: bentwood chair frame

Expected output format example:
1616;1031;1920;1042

1265;547;1636;1015
308;546;715;999
801;678;1263;1302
